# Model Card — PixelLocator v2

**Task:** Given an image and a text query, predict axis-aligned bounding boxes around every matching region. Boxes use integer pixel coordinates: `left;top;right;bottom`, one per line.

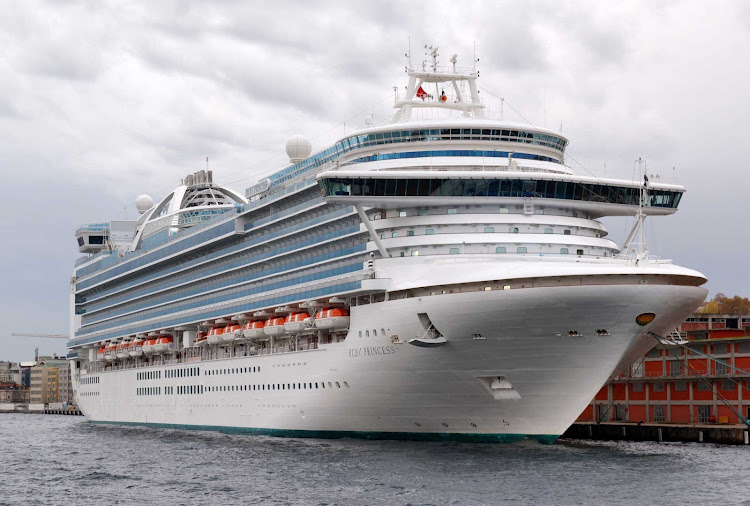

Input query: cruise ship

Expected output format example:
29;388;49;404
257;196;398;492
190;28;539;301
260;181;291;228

68;48;707;443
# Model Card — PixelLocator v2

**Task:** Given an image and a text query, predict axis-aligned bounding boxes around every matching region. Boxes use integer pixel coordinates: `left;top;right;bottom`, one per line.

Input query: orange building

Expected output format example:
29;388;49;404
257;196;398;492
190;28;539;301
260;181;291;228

579;314;750;425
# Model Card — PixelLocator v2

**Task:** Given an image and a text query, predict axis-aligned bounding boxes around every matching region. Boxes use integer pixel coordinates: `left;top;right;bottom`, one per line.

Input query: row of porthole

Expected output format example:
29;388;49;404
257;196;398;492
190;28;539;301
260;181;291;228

206;366;261;375
395;246;587;256
137;371;161;381
207;381;350;392
80;391;100;396
166;367;199;379
372;207;547;220
81;376;100;385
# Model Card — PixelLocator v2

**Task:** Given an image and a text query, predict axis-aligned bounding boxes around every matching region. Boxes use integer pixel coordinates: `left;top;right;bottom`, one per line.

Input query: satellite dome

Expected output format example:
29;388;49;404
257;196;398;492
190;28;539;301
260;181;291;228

365;115;374;126
135;194;154;214
286;135;312;163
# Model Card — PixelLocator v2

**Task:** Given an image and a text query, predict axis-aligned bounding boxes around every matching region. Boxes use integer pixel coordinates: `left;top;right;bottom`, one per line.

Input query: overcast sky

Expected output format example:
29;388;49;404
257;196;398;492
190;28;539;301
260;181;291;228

2;0;748;361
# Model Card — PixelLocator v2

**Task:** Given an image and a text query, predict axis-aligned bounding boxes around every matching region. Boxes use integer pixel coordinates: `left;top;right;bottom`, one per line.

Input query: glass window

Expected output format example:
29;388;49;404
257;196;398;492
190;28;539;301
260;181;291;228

418;210;428;216
407;230;414;237
380;234;386;239
449;248;460;255
484;227;495;233
411;251;419;256
425;229;434;235
499;207;509;214
447;208;457;215
576;249;584;255
399;211;407;217
544;228;553;234
496;247;506;253
560;248;568;254
517;247;527;253
392;232;398;238
564;229;571;235
509;227;519;233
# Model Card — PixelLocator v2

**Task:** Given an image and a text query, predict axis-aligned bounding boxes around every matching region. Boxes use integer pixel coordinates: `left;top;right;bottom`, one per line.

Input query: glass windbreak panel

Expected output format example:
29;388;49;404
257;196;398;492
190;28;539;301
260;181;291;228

319;177;682;209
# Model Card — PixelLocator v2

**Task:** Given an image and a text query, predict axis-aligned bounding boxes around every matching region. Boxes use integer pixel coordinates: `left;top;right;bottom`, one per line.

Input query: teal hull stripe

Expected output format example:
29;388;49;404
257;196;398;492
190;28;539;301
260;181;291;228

90;420;559;444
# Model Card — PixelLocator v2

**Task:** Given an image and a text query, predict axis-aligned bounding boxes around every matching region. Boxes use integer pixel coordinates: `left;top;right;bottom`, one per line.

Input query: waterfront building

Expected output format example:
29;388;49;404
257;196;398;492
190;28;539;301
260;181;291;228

0;383;30;403
29;357;73;405
0;362;22;386
579;313;750;425
68;48;707;442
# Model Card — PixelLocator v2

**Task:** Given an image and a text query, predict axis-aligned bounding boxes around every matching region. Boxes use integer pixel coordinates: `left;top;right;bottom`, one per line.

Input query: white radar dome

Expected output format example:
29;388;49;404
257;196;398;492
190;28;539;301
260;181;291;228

135;194;154;214
286;135;312;163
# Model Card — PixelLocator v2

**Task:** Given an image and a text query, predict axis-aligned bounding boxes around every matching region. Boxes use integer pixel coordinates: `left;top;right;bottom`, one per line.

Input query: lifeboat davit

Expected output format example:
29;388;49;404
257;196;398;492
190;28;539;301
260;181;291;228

221;324;241;343
264;317;287;337
153;336;173;353
284;312;312;333
242;320;266;340
314;308;350;330
194;331;208;347
116;342;130;359
142;338;158;355
129;339;144;357
207;327;224;345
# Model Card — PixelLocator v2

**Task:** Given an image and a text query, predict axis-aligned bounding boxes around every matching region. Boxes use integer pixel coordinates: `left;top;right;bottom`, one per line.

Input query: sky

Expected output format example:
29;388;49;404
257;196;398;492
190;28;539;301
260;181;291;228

1;0;749;361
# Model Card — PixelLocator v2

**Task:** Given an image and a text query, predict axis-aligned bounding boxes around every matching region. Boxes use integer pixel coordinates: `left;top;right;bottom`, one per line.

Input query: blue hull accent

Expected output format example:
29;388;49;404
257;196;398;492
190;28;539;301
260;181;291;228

90;420;559;444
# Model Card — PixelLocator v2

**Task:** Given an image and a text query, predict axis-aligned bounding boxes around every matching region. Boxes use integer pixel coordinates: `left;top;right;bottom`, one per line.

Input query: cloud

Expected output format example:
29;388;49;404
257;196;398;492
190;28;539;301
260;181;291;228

1;0;750;360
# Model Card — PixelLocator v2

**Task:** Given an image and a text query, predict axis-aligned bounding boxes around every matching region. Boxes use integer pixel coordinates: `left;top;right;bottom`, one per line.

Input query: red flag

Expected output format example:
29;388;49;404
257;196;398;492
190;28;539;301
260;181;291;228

416;86;427;100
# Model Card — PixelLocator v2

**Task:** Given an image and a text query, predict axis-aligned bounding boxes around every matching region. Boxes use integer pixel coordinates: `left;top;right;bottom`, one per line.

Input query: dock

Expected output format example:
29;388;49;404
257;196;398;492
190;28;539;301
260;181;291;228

564;421;750;445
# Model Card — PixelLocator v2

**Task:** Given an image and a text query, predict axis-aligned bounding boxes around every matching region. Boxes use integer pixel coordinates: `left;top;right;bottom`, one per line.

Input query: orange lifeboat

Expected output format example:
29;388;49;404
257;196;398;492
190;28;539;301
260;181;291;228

284;312;312;333
104;344;117;362
142;338;158;355
314;307;350;330
116;342;130;359
221;324;241;343
194;332;208;347
264;317;287;337
129;338;145;357
153;336;173;353
207;327;224;345
243;320;267;340
97;346;106;361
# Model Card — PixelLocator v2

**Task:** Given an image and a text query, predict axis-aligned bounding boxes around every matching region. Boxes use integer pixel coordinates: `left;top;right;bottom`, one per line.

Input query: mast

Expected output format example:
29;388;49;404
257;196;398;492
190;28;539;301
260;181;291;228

392;45;485;123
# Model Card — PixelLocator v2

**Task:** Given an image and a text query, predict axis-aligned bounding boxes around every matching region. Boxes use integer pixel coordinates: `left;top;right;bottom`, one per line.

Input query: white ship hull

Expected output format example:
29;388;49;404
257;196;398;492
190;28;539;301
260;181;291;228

73;283;706;442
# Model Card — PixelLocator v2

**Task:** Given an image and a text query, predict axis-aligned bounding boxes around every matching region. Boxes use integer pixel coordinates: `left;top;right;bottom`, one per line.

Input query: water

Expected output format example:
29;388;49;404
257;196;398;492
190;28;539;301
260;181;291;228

1;414;748;505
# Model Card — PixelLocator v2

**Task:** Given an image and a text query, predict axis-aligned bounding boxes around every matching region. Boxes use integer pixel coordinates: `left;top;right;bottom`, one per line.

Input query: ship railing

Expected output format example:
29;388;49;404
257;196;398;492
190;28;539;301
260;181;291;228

406;64;478;76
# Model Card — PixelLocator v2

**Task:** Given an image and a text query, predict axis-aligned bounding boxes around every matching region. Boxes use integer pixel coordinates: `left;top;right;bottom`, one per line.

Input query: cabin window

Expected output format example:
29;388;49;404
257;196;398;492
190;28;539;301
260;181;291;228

544;228;553;234
418;210;428;216
448;208;457;215
484;227;495;233
425;229;434;235
392;231;398;238
380;233;386;239
449;248;460;254
496;247;506;253
366;330;370;337
411;250;419;256
577;249;584;255
560;248;569;254
407;230;414;237
400;252;405;257
509;227;519;233
499;207;509;214
564;229;571;235
399;210;407;217
373;329;378;336
517;247;528;253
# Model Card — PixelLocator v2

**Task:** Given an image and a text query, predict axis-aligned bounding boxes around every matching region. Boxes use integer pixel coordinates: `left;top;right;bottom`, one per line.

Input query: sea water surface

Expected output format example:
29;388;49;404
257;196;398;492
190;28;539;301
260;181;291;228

1;414;748;505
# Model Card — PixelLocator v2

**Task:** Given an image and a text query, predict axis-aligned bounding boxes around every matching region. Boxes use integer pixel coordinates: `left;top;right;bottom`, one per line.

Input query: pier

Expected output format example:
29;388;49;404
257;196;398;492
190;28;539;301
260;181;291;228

564;421;750;445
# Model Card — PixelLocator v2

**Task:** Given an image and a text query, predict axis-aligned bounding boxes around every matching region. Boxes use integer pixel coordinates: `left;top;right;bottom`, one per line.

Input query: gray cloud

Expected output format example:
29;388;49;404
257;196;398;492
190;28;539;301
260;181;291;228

1;0;749;361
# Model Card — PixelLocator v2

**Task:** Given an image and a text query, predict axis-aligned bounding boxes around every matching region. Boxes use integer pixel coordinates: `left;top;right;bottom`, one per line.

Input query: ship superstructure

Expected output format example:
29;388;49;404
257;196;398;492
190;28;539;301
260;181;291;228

68;49;707;442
